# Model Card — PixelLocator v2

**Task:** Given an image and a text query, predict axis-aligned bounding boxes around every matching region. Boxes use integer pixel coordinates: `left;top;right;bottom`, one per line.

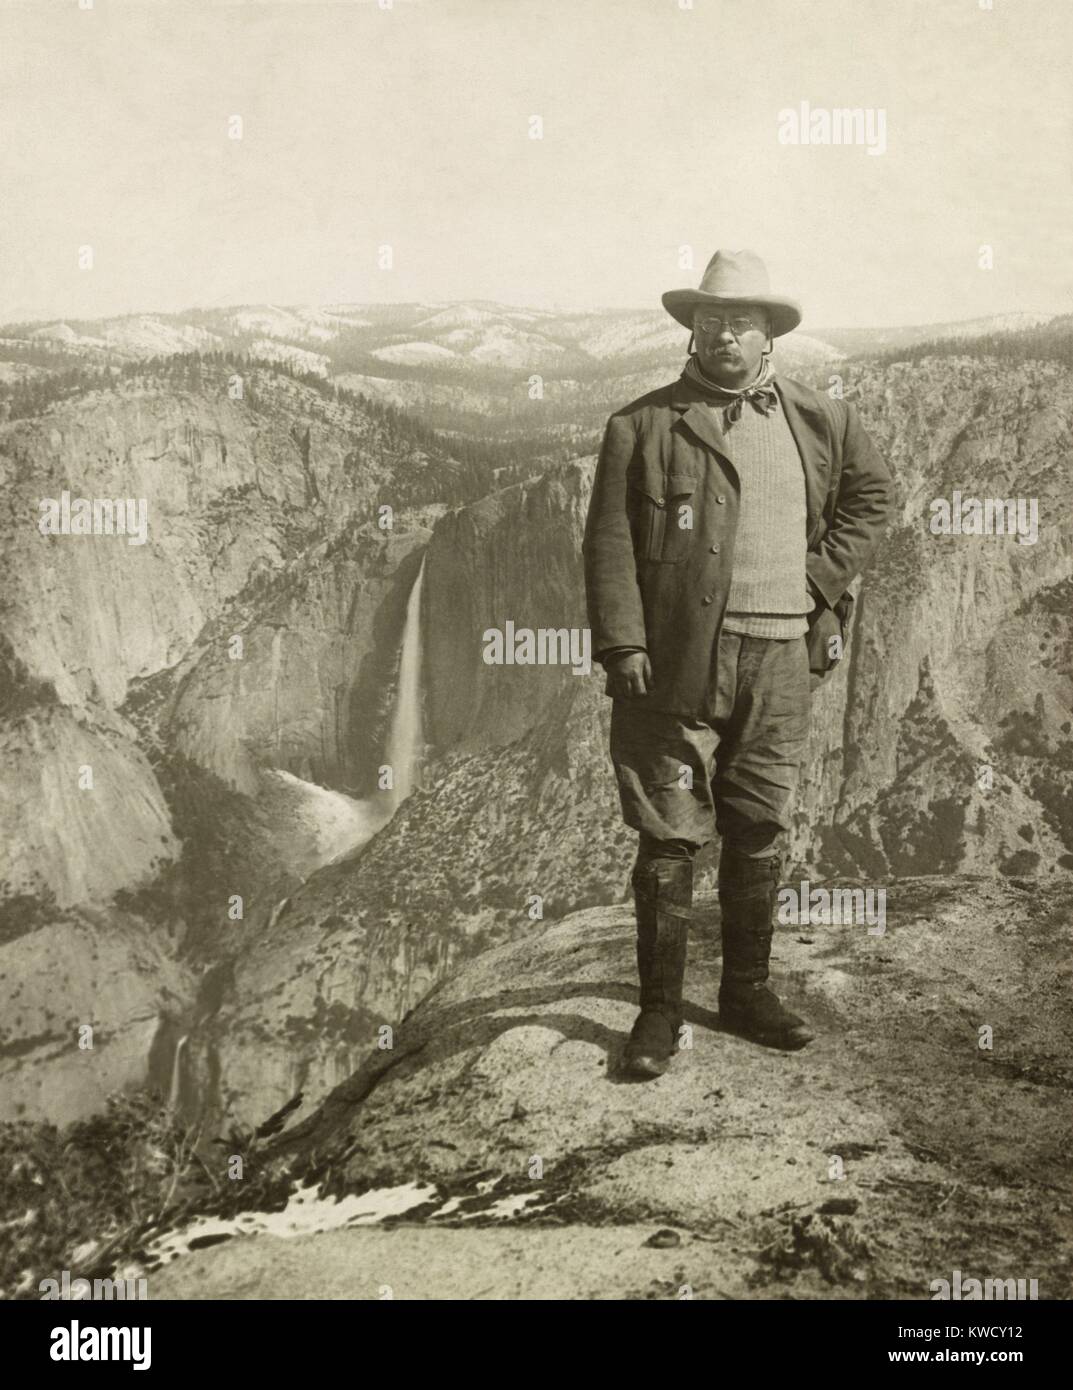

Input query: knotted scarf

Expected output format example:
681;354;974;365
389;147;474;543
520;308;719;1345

682;351;778;430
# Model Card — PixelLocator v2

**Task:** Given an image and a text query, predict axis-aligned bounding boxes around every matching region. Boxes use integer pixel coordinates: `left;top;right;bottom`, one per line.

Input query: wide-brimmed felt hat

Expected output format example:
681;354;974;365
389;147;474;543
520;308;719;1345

661;249;802;337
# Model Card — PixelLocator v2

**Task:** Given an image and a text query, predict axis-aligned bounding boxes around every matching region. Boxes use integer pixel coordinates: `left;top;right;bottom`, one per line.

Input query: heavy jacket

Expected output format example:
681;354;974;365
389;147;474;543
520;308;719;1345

582;372;895;717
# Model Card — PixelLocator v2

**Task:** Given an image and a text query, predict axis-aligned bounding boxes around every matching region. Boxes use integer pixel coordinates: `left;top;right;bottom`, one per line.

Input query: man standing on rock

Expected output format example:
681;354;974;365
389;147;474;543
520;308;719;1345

583;249;894;1078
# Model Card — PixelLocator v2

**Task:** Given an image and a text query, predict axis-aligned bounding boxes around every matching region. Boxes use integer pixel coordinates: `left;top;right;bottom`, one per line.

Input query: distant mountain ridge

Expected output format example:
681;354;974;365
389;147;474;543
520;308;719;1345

814;311;1058;356
5;301;1065;485
5;302;1058;376
4;299;843;376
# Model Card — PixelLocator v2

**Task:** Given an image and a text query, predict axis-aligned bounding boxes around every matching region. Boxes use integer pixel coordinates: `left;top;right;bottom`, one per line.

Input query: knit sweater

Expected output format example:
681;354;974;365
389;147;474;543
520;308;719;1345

715;397;810;639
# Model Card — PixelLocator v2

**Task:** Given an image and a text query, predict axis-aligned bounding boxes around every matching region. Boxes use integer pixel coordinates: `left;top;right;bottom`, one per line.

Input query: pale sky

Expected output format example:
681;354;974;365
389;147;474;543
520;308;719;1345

1;0;1071;329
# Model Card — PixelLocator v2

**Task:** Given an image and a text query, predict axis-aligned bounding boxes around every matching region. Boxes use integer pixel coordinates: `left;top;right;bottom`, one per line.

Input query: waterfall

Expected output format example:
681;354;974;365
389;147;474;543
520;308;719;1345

255;556;427;876
168;1034;188;1112
384;557;426;807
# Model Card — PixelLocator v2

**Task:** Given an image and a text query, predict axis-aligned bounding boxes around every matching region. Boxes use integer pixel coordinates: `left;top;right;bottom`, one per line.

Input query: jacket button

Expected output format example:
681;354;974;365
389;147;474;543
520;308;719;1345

716;494;726;504
655;496;665;507
710;544;720;554
702;594;713;605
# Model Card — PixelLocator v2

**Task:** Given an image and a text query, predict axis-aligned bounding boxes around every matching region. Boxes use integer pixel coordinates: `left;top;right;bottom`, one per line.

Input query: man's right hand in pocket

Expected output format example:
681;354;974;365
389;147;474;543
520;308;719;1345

604;650;653;699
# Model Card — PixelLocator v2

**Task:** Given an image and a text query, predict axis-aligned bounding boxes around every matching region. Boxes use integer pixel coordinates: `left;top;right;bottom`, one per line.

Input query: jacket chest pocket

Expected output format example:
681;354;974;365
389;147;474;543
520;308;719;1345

631;473;697;563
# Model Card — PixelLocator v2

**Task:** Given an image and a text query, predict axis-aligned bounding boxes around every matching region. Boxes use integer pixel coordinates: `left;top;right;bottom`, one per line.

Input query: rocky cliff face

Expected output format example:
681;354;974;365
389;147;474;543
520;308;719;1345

2;345;1071;1137
797;358;1073;880
0;366;473;1124
424;463;594;754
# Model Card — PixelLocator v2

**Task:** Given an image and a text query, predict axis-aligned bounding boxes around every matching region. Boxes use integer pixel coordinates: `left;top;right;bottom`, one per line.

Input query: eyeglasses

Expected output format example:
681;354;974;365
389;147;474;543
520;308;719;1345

694;315;766;338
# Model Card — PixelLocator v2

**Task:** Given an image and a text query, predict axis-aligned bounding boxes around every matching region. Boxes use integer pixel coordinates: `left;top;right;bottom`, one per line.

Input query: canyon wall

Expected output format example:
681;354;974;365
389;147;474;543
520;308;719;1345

0;370;452;1123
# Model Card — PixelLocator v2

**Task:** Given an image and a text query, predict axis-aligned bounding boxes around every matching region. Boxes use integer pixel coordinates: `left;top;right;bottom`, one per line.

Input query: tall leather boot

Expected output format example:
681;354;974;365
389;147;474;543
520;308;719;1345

623;855;692;1078
718;845;814;1050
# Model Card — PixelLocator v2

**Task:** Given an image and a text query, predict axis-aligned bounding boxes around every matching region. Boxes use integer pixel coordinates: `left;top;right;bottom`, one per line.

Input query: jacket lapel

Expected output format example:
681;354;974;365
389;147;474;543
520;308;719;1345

773;377;831;539
670;378;741;483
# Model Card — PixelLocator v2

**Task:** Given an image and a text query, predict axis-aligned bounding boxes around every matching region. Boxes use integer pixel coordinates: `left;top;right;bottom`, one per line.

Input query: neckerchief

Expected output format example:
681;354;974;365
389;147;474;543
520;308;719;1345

682;352;778;430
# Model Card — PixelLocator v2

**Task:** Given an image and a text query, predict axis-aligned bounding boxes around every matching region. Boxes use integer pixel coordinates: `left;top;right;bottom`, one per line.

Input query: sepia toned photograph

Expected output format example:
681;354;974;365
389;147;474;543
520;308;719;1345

0;0;1070;1345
